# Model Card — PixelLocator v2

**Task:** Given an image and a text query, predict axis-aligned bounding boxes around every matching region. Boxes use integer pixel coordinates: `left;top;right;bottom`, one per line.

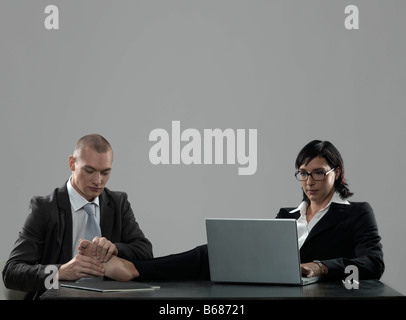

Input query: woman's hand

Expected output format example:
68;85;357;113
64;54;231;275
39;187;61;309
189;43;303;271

300;261;328;277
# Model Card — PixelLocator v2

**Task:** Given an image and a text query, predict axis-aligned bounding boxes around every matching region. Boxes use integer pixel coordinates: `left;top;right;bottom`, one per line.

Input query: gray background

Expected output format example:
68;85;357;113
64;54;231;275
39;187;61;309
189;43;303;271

1;1;405;294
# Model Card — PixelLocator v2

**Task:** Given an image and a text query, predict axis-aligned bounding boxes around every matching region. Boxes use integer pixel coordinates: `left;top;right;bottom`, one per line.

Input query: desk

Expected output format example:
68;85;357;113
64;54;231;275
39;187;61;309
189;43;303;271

40;279;404;300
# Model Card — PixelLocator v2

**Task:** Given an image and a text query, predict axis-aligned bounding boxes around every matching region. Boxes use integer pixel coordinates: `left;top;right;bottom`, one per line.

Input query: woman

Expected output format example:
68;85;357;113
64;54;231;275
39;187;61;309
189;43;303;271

81;140;384;282
277;140;384;280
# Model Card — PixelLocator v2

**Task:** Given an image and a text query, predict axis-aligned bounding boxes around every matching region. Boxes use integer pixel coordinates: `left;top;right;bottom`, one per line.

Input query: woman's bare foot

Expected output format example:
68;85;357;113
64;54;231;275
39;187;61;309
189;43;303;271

79;239;139;281
103;256;139;281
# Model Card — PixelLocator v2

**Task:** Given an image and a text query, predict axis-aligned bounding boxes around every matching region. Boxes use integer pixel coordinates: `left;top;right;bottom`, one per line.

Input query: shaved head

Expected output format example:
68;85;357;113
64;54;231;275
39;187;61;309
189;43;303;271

73;134;113;160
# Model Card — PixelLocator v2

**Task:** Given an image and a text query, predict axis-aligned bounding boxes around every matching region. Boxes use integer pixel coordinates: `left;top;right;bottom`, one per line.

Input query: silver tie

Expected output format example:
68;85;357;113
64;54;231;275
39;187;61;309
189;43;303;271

83;203;101;241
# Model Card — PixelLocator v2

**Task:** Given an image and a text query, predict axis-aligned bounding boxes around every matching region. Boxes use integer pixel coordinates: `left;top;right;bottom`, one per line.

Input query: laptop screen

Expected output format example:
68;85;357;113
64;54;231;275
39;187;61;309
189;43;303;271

206;218;303;284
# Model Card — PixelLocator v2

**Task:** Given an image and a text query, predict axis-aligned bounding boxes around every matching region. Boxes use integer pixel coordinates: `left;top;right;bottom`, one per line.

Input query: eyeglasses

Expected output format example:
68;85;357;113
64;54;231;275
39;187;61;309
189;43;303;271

295;168;335;181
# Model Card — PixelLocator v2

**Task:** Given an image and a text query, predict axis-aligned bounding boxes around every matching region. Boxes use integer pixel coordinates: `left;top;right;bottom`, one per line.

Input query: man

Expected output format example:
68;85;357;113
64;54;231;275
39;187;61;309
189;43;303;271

2;134;153;299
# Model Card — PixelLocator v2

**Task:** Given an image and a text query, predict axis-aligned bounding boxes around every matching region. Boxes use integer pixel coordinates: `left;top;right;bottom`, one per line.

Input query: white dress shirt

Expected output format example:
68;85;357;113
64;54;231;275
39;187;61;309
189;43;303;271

67;178;100;258
289;193;350;249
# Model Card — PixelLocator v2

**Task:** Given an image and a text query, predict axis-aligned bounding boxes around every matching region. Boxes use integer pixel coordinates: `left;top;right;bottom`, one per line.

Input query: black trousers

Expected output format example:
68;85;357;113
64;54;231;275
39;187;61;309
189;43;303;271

132;244;210;281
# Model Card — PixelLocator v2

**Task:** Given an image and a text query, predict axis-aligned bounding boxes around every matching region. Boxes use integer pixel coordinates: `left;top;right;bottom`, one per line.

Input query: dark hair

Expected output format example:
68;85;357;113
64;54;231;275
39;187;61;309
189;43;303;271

73;134;112;158
295;140;353;203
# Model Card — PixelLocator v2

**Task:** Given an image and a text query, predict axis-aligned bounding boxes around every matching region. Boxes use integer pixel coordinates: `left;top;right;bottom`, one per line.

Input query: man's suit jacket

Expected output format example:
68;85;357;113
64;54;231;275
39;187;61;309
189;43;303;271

2;183;153;296
276;201;385;281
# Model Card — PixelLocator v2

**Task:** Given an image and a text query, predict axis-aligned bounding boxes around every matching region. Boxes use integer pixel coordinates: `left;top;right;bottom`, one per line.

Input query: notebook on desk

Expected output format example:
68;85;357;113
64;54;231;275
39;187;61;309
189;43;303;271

205;218;319;286
60;277;160;292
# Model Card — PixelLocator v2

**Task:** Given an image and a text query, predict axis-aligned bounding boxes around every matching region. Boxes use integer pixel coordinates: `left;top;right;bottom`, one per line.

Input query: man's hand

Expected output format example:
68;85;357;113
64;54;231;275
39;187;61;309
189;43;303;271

79;239;139;281
300;262;328;278
58;254;105;281
78;237;118;262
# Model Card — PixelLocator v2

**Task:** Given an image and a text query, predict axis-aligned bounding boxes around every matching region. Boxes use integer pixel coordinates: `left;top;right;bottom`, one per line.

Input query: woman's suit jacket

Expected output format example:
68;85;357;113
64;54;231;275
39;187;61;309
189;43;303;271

2;183;153;297
276;201;384;280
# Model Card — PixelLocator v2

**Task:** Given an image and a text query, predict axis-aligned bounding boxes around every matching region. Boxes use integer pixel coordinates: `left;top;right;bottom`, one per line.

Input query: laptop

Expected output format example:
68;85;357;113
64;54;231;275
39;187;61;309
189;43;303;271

205;218;319;286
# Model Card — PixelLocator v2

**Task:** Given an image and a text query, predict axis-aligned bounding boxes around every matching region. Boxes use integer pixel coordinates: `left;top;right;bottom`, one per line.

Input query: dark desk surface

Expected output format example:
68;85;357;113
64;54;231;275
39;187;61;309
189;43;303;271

40;279;404;300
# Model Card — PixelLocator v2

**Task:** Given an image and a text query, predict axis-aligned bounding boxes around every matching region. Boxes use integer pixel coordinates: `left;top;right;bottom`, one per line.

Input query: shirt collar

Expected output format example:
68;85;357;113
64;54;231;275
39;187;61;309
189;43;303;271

67;177;100;212
289;192;350;215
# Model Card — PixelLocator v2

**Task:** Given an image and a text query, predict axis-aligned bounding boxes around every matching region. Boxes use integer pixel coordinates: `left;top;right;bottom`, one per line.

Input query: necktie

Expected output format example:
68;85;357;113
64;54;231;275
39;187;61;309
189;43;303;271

83;203;101;241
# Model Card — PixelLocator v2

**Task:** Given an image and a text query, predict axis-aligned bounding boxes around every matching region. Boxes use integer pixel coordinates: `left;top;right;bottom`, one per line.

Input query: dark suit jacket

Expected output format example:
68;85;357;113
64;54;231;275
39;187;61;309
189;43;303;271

276;201;384;281
2;183;153;297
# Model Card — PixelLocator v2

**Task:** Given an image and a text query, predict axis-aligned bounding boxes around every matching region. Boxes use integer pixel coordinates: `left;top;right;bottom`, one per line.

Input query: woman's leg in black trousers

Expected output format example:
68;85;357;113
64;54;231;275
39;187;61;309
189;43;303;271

132;244;210;281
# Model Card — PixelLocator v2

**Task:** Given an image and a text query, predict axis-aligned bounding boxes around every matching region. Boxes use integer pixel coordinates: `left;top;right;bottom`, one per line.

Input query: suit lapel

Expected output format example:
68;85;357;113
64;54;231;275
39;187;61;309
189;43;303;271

99;191;114;239
302;202;347;246
56;184;73;263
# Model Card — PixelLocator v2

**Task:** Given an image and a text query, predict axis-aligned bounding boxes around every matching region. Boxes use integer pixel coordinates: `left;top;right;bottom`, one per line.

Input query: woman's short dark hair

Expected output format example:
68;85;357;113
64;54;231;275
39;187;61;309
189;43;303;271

295;140;354;203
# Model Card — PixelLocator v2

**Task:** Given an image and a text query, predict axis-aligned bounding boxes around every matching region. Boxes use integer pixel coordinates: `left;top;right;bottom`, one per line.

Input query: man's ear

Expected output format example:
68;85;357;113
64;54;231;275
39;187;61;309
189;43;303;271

68;155;76;171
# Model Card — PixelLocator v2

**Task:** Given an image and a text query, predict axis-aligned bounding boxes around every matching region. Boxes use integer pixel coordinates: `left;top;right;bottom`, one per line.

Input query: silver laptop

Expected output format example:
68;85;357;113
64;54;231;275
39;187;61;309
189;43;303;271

205;218;319;286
